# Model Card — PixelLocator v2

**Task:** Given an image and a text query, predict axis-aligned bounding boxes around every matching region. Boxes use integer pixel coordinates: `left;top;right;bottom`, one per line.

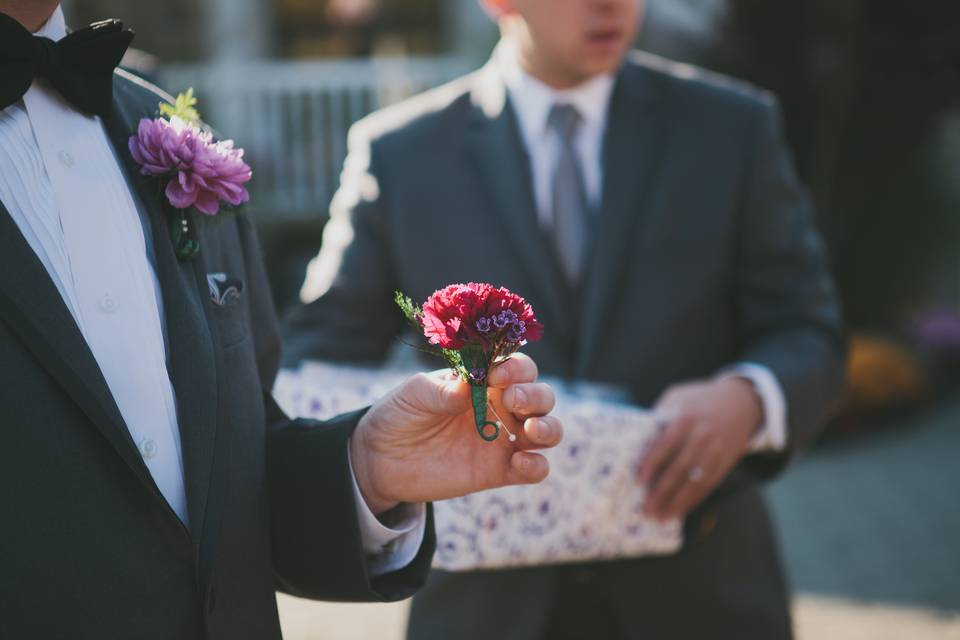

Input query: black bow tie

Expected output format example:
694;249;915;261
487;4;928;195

0;12;134;117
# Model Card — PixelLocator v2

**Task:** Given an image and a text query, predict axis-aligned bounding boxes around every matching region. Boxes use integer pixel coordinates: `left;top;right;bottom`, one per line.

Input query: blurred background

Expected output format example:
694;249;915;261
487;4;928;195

64;0;960;637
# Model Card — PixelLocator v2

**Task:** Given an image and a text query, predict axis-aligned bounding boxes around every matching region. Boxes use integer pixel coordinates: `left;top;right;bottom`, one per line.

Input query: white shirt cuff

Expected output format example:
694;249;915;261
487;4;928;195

718;363;788;452
347;442;427;576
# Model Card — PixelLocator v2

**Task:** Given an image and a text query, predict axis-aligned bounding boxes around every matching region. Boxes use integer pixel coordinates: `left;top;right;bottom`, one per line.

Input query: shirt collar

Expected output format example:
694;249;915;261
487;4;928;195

496;38;615;140
35;5;67;40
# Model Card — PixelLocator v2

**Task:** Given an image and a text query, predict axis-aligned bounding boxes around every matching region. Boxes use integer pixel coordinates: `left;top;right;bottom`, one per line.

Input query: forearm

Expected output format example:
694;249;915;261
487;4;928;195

267;408;374;600
240;193;433;600
740;328;846;458
734;97;847;473
282;131;403;369
266;405;434;602
282;287;401;367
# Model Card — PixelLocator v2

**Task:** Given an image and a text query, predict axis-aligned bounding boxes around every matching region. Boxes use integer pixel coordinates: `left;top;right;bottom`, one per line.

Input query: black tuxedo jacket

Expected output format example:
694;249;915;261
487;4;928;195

283;52;846;638
0;70;433;639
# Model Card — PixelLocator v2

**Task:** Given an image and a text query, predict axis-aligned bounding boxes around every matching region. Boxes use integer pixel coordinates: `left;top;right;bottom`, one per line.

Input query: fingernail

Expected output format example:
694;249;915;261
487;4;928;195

513;387;528;412
536;419;552;440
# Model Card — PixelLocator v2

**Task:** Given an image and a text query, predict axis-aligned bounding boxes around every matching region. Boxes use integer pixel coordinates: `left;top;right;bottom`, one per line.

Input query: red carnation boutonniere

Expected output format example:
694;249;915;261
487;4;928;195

396;283;544;442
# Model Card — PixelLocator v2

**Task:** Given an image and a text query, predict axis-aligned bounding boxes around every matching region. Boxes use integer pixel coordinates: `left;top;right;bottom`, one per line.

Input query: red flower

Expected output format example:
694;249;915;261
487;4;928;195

421;283;543;349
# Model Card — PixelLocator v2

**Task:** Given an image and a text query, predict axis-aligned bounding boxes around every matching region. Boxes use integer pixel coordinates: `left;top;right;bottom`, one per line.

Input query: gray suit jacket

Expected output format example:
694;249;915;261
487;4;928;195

284;52;845;638
0;71;433;640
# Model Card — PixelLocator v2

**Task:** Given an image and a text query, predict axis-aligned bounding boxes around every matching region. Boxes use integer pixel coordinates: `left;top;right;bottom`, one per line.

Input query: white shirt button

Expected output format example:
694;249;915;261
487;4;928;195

138;437;158;460
58;150;75;167
98;293;118;314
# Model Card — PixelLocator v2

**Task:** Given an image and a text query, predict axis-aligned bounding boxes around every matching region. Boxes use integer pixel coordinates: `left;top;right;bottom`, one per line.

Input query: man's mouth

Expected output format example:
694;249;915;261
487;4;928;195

586;28;624;49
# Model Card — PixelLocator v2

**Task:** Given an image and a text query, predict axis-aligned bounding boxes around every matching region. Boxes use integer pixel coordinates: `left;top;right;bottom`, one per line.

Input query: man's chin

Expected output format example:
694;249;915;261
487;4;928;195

576;56;626;79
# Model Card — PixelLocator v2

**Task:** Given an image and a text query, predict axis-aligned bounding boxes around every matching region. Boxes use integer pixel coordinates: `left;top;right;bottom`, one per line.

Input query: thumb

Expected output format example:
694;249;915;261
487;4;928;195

410;370;471;416
436;376;472;415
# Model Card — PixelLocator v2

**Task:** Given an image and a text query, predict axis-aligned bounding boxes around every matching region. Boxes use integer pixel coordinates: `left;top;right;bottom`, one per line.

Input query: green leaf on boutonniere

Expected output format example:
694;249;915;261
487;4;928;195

159;88;201;125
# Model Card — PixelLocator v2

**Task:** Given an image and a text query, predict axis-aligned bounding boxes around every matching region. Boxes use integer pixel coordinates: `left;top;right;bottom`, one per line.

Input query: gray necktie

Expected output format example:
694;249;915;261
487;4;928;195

548;103;589;283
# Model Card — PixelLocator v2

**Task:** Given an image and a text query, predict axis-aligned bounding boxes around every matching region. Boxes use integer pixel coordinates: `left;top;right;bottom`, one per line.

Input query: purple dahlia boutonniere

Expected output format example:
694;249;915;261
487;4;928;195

128;89;252;260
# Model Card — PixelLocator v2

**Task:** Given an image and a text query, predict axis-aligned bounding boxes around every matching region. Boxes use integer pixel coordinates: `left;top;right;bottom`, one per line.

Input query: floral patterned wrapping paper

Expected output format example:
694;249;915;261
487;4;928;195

274;362;683;571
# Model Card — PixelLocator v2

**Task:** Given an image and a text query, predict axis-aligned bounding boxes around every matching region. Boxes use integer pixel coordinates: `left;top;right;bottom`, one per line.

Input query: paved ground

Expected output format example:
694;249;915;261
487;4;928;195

277;397;960;639
768;397;960;614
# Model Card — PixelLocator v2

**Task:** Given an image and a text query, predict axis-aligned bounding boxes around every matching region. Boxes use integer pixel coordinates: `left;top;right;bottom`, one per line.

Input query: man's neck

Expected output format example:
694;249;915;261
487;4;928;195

498;37;596;92
500;34;593;90
0;0;59;32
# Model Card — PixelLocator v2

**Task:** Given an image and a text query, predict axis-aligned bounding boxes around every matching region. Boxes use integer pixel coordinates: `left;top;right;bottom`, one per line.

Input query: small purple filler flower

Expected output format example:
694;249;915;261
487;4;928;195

129;116;252;216
493;309;518;329
469;367;487;383
476;316;492;333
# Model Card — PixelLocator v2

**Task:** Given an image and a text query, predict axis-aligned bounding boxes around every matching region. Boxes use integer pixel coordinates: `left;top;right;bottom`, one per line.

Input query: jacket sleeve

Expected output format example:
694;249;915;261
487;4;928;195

733;96;847;479
236;214;434;602
281;124;405;368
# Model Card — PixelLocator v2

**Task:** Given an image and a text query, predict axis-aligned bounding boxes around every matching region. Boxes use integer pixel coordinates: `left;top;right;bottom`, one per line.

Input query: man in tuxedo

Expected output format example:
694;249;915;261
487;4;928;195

283;0;846;638
0;3;564;639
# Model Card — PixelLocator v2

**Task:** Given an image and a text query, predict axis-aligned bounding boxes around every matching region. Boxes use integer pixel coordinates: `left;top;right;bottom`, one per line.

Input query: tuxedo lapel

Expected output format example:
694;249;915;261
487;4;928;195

576;65;669;376
465;64;569;343
0;201;164;502
104;74;221;553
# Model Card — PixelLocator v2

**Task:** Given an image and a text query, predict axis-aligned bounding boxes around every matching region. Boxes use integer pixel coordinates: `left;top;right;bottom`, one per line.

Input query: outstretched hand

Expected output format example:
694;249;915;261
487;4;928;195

350;353;562;514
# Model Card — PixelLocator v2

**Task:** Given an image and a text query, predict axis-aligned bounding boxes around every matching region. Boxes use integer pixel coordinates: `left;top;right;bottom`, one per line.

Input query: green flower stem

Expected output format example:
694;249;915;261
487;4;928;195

471;384;500;442
169;209;200;260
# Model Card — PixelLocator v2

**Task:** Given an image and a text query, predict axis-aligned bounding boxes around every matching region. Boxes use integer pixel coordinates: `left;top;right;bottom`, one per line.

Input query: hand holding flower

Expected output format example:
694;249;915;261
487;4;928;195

396;282;544;441
350;353;562;514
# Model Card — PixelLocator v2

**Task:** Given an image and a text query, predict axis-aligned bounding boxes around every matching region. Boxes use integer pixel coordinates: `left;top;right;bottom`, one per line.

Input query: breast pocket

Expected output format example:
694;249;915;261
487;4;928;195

208;272;250;347
212;302;250;348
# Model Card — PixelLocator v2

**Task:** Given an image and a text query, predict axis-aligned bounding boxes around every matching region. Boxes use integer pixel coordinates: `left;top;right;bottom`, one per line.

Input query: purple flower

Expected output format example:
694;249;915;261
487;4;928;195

493;309;518;329
505;320;527;343
476;317;492;333
128;116;189;175
469;367;487;382
129;116;252;216
913;309;960;352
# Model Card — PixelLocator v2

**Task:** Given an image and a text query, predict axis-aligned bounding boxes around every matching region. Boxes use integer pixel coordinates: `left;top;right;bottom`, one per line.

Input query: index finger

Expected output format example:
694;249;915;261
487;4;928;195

637;415;686;486
487;352;538;388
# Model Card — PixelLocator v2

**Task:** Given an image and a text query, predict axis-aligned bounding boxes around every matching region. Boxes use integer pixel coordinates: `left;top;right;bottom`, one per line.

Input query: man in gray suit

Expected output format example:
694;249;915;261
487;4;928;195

284;0;845;637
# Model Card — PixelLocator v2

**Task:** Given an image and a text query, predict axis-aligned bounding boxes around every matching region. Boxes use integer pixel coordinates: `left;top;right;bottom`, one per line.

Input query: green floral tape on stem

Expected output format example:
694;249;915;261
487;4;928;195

471;384;500;441
170;209;200;260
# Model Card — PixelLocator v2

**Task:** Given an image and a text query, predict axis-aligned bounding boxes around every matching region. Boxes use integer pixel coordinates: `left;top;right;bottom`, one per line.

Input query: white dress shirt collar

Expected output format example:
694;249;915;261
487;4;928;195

493;39;615;223
495;39;615;147
35;5;67;39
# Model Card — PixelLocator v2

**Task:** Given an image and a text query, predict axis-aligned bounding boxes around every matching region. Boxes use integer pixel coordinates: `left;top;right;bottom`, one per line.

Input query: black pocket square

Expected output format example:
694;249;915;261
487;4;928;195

207;272;244;307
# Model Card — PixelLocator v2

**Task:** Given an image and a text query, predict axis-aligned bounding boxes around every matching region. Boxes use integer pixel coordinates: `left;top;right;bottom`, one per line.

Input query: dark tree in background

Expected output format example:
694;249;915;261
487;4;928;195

66;0;208;61
278;0;445;58
706;0;960;331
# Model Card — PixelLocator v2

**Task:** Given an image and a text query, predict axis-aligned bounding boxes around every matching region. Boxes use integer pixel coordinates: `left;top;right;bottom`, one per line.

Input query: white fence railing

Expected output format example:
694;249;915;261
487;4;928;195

160;56;472;221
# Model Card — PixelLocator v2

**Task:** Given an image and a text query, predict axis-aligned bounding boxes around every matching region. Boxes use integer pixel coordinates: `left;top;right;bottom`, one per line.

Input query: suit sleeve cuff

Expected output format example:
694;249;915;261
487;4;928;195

347;441;428;576
718;363;788;452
